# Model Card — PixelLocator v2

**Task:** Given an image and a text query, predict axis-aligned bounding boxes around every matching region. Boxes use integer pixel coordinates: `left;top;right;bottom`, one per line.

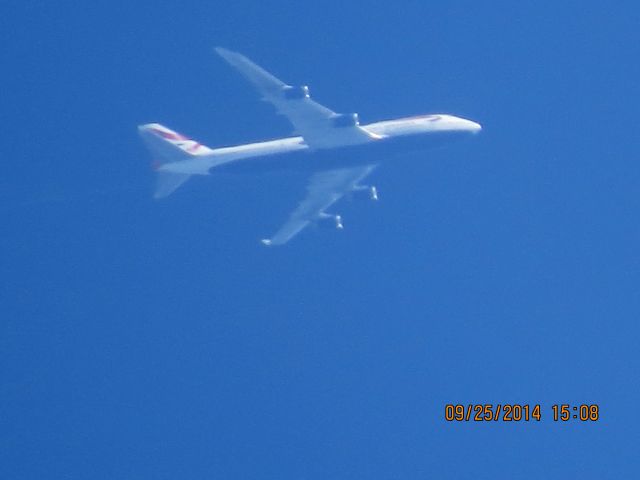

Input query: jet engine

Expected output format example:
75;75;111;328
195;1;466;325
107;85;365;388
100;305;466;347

330;113;360;128
317;212;344;230
352;185;378;201
282;85;310;100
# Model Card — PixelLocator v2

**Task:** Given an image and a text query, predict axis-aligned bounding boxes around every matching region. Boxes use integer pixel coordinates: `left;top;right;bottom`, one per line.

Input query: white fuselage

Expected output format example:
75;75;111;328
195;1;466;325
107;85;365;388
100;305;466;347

159;114;481;175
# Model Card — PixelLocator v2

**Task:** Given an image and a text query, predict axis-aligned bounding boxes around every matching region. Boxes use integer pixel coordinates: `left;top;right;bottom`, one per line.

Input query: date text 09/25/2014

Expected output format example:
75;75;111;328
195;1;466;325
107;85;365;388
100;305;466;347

444;404;600;422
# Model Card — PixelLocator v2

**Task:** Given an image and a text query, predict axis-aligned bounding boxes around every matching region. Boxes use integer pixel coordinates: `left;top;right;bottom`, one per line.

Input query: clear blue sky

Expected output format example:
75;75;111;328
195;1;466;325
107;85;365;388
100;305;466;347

2;1;639;478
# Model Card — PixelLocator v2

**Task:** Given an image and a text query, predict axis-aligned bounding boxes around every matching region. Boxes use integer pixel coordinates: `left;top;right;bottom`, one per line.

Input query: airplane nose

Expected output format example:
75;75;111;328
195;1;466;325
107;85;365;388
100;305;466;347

467;120;482;133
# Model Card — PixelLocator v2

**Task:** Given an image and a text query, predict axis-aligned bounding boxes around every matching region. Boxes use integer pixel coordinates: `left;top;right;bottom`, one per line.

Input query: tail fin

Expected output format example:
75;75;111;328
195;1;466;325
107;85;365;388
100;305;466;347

138;123;213;199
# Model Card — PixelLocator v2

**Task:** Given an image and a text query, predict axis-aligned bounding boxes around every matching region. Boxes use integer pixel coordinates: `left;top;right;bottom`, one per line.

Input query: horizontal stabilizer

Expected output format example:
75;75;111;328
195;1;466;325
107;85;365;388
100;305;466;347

154;171;191;199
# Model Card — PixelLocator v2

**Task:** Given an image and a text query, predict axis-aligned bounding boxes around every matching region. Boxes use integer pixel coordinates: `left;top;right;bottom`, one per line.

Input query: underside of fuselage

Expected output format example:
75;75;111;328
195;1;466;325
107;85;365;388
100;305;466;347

211;128;474;174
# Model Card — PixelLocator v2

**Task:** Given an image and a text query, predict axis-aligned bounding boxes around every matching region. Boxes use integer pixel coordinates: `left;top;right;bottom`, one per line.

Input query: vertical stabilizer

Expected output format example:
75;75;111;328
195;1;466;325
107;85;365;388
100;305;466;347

138;123;213;198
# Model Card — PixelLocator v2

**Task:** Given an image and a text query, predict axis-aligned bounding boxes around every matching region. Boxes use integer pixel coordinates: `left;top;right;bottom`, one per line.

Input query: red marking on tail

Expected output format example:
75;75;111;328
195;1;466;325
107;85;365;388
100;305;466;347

150;128;189;141
186;142;201;153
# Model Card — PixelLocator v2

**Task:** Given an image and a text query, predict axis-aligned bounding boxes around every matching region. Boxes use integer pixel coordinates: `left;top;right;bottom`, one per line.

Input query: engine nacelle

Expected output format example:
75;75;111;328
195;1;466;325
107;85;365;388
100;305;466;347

330;113;359;128
317;212;344;230
352;185;378;201
282;85;310;100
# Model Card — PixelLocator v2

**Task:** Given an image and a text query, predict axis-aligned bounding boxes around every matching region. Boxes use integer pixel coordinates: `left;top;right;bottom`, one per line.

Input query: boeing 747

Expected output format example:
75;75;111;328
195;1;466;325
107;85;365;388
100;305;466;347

139;48;481;246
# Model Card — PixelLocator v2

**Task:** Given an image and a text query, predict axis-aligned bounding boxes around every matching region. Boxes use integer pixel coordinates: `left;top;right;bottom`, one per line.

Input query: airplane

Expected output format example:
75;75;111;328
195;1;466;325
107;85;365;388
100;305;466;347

138;47;481;246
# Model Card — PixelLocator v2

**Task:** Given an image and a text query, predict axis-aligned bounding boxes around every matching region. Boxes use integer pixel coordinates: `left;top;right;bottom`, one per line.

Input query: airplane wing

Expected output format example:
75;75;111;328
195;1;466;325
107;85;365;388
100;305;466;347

261;164;378;246
215;47;381;149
